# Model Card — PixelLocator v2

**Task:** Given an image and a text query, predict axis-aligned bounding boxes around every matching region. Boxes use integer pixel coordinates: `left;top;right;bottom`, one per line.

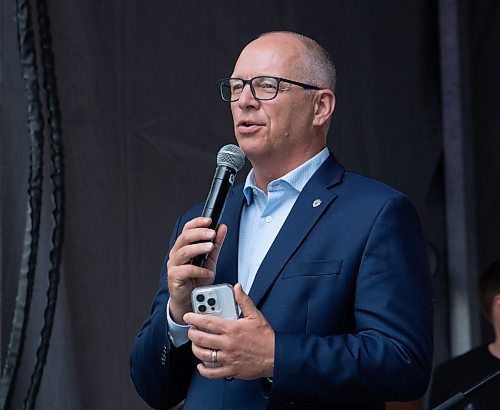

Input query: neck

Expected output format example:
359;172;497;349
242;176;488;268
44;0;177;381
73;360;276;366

252;165;296;193
488;325;500;359
251;145;326;193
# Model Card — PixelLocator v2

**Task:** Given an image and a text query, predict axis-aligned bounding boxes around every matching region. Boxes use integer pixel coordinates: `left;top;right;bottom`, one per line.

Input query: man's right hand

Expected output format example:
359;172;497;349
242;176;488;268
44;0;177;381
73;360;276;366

167;217;227;324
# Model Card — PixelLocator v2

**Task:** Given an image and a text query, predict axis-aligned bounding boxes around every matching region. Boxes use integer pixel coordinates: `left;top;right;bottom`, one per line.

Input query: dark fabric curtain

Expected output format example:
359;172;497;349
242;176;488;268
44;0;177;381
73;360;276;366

1;1;499;409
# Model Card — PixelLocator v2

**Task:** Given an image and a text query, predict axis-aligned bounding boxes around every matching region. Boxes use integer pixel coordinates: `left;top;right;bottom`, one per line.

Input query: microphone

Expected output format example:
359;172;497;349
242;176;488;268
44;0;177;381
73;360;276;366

432;368;500;410
191;144;245;267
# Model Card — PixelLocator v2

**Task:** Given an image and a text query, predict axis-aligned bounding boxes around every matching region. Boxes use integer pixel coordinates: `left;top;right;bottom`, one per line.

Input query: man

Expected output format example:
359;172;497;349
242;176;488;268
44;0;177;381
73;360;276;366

130;31;433;409
429;261;500;409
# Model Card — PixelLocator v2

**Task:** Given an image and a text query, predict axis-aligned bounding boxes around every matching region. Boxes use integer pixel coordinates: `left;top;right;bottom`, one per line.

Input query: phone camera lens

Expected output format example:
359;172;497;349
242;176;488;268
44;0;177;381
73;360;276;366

198;305;207;313
207;298;216;306
196;294;205;302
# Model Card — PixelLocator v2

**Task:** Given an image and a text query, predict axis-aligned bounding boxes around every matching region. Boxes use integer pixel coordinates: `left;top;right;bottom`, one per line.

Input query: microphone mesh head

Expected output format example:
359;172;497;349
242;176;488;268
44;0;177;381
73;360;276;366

216;144;246;172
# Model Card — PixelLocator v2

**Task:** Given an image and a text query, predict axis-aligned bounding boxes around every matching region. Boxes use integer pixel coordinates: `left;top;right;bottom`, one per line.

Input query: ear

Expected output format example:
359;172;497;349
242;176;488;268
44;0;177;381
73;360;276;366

312;90;335;127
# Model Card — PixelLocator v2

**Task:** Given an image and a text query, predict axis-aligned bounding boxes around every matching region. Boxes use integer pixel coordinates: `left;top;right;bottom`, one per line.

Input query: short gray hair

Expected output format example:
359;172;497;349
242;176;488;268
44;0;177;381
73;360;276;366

258;31;337;92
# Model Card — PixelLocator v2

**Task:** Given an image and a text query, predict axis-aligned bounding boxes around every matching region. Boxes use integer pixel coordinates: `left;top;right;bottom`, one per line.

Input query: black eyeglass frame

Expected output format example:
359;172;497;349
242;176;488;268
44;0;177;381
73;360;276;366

218;76;321;102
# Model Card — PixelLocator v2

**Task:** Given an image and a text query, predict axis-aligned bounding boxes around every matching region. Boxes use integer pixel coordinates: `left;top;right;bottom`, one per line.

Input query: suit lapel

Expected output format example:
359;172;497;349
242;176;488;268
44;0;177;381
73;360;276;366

248;156;344;307
215;186;245;285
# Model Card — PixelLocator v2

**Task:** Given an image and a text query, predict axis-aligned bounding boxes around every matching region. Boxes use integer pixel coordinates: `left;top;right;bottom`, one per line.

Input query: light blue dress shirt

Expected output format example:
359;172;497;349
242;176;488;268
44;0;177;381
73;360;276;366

167;147;330;346
238;147;330;294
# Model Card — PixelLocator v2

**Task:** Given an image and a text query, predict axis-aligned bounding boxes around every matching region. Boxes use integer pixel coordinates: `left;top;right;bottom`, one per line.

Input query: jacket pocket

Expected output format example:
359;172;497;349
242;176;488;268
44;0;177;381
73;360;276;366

281;258;343;279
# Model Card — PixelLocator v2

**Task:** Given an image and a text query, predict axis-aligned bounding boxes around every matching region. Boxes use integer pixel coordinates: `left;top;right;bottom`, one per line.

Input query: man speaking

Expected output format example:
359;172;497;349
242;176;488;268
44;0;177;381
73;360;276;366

130;31;433;409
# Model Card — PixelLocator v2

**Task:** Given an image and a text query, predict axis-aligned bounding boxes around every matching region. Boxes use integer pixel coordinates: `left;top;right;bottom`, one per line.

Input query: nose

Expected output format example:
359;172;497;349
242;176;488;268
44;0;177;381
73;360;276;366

237;83;259;109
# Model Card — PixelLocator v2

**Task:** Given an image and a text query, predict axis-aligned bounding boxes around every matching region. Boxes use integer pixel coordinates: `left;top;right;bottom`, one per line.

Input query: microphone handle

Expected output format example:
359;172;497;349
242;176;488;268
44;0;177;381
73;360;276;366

433;393;465;410
191;165;235;267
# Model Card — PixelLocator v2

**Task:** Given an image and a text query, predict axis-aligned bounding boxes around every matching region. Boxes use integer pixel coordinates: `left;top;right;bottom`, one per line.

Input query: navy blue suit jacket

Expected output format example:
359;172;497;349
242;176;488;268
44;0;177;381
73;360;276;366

130;156;433;409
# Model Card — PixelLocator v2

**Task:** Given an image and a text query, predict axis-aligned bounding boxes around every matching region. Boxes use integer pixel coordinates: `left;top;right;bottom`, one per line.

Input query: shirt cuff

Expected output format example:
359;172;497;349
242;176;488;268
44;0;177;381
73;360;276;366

166;299;190;347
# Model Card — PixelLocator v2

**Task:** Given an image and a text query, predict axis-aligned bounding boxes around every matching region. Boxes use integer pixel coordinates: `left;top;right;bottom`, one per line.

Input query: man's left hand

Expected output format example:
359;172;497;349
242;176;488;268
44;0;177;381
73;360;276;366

184;283;275;380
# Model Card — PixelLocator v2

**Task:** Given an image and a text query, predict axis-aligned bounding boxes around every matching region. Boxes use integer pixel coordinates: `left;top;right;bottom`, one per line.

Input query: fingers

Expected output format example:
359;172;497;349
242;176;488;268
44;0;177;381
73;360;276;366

193;346;238;379
167;218;228;325
187;305;275;380
169;217;216;266
191;340;225;362
184;312;232;336
188;319;232;375
233;283;257;318
213;223;227;247
203;224;227;271
181;216;213;232
167;262;215;323
169;264;215;283
169;241;214;267
196;362;231;379
191;336;236;379
169;219;227;268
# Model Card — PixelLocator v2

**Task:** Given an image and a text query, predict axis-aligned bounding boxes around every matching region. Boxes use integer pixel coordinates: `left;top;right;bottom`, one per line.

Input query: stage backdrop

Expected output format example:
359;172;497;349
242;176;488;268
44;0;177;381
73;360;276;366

1;1;499;409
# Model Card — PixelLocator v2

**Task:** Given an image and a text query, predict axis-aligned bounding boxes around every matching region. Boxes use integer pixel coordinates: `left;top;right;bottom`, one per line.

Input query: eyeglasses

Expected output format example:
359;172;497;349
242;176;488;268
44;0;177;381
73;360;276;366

218;76;320;102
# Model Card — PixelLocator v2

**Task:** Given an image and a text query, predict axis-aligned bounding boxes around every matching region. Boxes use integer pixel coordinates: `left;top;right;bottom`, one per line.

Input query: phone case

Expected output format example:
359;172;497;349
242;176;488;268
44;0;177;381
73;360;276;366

191;283;239;320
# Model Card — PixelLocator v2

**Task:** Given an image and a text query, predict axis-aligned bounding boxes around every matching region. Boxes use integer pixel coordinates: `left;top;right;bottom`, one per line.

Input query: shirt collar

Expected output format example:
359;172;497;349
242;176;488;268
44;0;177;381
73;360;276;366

243;147;330;205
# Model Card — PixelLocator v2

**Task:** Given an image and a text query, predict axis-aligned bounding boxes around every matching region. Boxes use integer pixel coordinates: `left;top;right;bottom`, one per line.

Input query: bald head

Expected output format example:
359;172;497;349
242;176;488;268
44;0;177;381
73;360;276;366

229;31;336;184
257;31;336;92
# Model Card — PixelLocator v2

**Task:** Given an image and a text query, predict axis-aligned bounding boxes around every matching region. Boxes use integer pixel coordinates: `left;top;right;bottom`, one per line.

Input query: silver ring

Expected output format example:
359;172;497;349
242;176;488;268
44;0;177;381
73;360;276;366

203;349;220;368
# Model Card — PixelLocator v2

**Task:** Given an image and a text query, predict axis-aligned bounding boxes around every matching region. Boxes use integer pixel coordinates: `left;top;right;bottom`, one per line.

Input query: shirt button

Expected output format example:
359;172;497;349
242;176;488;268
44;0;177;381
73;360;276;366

252;188;258;195
265;216;273;223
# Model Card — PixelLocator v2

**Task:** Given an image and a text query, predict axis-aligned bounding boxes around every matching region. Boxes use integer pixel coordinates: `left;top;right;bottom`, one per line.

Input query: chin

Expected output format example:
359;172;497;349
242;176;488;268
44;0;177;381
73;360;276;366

235;134;275;161
241;148;275;167
235;137;256;155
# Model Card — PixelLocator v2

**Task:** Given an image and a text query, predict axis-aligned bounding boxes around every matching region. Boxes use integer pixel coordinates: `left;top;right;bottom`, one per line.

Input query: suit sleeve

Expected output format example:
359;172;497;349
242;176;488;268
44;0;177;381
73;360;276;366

270;194;433;403
130;216;196;409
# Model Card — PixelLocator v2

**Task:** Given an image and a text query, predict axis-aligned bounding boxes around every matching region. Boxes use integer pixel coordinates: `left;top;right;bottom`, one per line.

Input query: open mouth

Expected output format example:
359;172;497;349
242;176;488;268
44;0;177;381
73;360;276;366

236;120;262;134
238;120;260;127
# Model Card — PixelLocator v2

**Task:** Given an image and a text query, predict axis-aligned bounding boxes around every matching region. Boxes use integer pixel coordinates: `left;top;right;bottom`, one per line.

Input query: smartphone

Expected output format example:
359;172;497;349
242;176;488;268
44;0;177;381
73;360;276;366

192;284;239;368
191;283;239;320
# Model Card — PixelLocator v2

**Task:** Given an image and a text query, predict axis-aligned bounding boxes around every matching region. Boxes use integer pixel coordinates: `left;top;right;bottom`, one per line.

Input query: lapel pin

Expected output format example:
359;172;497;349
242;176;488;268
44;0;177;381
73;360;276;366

312;199;322;208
